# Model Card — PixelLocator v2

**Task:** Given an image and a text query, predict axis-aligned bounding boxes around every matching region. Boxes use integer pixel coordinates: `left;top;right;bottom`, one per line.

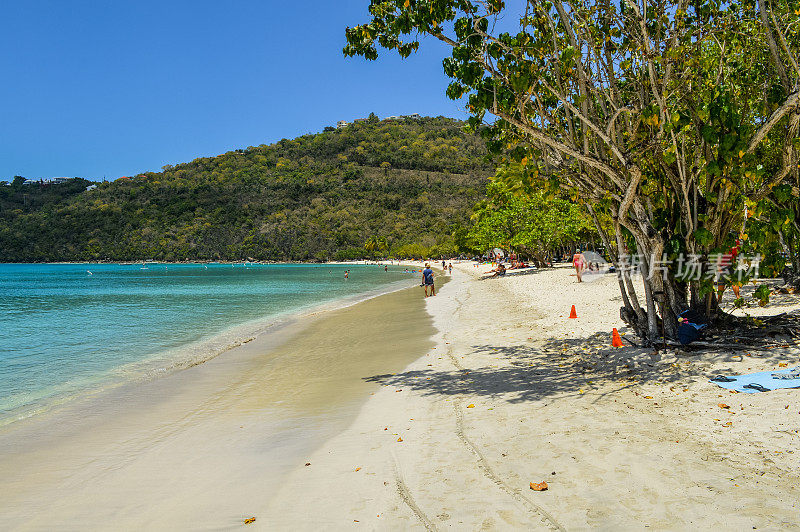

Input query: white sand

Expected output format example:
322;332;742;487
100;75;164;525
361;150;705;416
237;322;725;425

266;263;800;529
0;286;434;530
2;263;798;529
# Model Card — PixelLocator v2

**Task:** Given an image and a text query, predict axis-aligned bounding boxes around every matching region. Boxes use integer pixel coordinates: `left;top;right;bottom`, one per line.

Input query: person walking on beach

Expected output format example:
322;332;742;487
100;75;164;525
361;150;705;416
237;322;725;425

572;249;587;282
448;262;453;275
422;263;435;297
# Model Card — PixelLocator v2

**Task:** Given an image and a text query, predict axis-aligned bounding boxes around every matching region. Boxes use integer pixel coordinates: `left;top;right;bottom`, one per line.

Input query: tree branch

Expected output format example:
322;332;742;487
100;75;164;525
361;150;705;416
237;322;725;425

748;89;800;153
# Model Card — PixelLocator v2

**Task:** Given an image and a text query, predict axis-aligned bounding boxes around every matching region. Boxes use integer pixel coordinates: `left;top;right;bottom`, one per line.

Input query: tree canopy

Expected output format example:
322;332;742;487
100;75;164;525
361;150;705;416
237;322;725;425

467;177;595;265
345;0;800;342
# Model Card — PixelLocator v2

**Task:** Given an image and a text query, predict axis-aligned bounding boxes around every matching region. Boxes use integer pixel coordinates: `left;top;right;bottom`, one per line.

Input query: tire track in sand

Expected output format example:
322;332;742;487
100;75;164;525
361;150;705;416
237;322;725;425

443;277;566;531
392;451;438;531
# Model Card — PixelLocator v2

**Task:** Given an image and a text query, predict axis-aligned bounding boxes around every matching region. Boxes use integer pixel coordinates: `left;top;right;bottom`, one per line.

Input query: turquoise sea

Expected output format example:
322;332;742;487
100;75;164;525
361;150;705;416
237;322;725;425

0;263;414;425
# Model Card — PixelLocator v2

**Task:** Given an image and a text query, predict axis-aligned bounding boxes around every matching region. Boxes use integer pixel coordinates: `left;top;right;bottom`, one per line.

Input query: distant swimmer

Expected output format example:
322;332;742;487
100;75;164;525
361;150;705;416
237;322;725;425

87;270;92;275
385;265;388;272
344;270;349;279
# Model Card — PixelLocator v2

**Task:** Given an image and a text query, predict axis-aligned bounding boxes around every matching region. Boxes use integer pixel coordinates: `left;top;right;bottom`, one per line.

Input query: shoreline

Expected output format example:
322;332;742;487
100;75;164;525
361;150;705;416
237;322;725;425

0;267;418;429
0;282;440;529
261;263;800;528
0;259;439;265
5;261;792;527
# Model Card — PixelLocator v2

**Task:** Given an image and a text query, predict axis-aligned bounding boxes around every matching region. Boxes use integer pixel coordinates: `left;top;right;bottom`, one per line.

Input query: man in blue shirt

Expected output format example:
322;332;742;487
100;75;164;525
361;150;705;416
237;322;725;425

422;263;435;297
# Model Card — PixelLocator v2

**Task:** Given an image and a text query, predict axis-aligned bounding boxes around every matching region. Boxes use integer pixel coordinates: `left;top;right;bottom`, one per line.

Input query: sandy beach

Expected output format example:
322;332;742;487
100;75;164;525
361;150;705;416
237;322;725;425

2;263;799;529
264;263;799;529
0;283;435;530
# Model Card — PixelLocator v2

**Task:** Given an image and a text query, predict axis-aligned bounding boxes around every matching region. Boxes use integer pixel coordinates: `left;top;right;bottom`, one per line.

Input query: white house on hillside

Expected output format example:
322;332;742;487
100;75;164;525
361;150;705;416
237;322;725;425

23;177;74;185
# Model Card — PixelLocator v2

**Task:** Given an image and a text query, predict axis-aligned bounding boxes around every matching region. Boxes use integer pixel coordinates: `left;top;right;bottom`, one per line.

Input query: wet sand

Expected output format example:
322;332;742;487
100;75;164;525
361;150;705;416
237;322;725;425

0;284;435;530
261;264;799;529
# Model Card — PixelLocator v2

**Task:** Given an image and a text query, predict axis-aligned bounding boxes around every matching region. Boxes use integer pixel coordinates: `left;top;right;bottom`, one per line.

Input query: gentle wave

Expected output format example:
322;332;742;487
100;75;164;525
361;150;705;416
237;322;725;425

0;263;417;426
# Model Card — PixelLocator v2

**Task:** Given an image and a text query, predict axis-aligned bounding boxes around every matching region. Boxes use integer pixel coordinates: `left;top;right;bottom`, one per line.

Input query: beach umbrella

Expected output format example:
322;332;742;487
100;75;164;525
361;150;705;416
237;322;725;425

581;250;610;283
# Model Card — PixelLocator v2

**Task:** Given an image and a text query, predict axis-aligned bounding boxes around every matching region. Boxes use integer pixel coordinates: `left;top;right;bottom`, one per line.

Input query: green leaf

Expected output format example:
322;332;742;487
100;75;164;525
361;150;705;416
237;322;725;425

694;228;714;246
560;46;577;63
701;125;716;144
706;160;721;177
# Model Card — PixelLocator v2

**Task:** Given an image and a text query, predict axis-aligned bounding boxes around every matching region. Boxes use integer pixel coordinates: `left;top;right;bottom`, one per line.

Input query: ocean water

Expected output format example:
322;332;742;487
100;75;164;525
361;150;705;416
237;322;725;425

0;263;414;425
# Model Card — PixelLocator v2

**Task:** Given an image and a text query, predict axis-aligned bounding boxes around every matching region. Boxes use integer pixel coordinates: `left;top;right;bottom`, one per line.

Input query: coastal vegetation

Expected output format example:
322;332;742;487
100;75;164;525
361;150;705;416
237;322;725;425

0;117;491;262
464;176;595;266
346;0;800;343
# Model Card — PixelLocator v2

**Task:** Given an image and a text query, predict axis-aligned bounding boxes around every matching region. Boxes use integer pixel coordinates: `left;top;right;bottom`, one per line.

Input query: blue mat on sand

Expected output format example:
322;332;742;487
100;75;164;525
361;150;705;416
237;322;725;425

710;367;800;393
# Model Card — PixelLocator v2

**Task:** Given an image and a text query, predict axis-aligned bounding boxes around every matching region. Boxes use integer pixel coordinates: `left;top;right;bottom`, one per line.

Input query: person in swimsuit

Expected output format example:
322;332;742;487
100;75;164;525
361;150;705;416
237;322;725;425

572;249;587;282
485;263;506;278
422;263;435;297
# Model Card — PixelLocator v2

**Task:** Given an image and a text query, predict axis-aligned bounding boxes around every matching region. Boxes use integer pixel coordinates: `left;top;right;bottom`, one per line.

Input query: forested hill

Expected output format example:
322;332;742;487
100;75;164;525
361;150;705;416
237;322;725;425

0;116;491;262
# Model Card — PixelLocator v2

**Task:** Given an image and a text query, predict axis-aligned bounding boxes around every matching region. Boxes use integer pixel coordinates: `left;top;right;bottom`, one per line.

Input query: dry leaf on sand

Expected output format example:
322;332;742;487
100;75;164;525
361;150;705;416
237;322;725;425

530;481;549;491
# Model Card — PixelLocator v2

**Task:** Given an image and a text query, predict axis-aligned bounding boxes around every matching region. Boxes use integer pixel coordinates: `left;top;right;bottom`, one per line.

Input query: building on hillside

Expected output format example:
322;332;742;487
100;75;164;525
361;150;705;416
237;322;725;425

23;177;74;185
400;113;421;119
385;116;400;120
337;120;348;129
353;118;368;123
85;184;98;191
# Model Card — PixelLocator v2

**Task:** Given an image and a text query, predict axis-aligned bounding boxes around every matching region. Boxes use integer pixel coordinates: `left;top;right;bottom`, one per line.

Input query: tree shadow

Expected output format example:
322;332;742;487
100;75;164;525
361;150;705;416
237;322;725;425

722;281;800;309
364;330;800;404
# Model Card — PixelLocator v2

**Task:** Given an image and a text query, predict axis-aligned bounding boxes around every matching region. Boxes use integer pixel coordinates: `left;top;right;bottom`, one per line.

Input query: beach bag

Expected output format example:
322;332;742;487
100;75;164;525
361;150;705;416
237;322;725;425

677;309;708;345
677;323;701;345
679;308;707;325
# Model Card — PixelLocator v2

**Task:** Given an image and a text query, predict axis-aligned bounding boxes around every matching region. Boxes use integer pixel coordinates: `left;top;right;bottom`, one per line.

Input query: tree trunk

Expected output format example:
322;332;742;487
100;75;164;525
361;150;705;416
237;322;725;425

586;204;648;337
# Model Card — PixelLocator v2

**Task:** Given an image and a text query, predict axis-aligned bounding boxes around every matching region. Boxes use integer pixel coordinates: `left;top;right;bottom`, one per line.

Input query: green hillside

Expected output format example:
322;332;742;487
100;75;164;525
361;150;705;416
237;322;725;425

0;116;491;262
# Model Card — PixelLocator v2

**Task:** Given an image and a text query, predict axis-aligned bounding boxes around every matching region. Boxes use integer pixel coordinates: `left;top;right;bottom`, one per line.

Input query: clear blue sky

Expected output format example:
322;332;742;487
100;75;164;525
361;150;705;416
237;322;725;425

0;1;466;181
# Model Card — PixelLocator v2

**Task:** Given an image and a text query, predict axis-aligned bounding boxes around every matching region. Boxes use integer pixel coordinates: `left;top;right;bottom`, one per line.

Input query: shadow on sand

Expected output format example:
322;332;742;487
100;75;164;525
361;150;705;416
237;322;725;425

364;331;799;404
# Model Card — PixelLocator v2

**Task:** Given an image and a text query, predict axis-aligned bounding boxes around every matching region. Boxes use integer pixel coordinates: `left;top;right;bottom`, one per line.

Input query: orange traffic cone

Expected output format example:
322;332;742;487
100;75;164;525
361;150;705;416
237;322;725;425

568;305;577;319
612;328;623;347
